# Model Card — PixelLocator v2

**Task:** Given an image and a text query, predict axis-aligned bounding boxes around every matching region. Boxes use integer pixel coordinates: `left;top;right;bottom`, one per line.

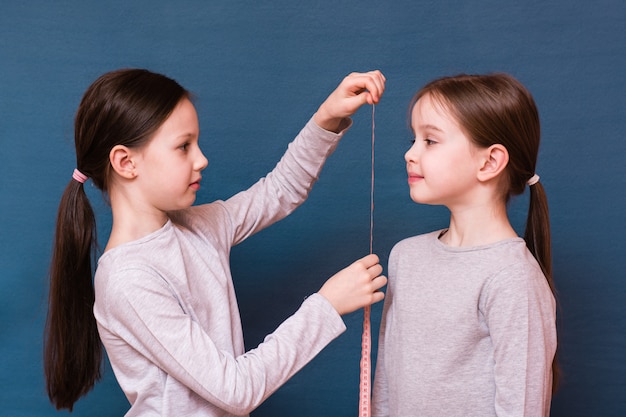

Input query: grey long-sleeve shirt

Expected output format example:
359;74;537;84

94;118;348;416
373;231;556;417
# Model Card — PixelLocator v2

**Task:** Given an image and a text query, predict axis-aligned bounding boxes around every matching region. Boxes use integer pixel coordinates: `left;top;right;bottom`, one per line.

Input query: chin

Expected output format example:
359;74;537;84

174;198;197;211
409;193;438;206
409;192;426;204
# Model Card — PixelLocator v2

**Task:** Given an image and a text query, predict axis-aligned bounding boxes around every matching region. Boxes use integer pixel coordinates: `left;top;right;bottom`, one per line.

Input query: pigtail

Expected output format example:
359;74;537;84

524;181;552;284
524;181;560;393
44;178;102;411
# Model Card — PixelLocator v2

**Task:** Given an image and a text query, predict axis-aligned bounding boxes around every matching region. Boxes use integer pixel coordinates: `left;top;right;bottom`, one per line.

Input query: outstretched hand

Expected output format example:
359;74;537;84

314;70;386;133
318;253;387;316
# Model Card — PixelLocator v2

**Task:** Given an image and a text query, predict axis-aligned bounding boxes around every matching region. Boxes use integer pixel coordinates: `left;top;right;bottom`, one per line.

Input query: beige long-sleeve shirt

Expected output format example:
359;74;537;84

94;118;348;416
373;231;557;417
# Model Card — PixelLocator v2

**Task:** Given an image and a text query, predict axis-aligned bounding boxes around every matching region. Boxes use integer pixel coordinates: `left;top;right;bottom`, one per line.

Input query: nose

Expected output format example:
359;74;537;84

405;141;419;164
196;149;209;171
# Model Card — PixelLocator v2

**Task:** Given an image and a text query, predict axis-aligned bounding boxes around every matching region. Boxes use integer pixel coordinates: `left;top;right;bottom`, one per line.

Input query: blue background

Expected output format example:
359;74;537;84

1;1;624;415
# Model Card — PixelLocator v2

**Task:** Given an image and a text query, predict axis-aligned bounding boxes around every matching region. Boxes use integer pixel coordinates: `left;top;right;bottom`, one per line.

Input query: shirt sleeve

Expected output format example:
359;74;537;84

218;117;350;246
99;266;346;415
481;262;557;417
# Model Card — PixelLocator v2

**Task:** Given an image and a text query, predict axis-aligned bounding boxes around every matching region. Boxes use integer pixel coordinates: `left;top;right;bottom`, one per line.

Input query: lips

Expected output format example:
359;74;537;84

407;172;423;184
190;178;202;191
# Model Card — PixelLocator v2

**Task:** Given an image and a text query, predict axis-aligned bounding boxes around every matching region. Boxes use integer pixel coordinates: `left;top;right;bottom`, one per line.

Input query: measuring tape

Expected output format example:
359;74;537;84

359;305;372;417
358;104;376;417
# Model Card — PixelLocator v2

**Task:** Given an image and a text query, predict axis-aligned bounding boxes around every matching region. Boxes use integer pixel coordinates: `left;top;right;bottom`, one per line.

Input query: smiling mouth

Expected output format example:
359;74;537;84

407;174;423;184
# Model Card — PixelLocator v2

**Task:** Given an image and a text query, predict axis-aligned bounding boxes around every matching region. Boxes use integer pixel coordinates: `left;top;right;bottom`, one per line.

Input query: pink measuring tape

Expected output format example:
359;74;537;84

358;104;376;417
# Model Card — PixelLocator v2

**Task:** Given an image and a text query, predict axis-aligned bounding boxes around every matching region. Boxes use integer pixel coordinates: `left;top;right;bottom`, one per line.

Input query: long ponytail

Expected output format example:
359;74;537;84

525;181;552;287
525;180;560;392
44;177;101;411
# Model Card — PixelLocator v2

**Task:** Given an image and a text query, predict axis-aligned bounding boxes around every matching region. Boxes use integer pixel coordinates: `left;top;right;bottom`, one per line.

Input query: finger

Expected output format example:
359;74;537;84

371;275;388;290
345;92;372;109
367;264;383;279
361;70;386;103
359;253;380;267
367;70;386;100
351;76;381;104
371;290;385;304
345;72;383;97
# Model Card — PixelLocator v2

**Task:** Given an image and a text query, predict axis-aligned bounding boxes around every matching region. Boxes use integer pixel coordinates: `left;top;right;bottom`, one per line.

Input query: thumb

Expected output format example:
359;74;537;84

341;91;374;117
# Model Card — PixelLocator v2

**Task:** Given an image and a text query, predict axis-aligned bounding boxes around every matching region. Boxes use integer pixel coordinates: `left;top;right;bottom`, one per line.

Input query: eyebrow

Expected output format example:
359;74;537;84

176;132;199;140
415;124;444;133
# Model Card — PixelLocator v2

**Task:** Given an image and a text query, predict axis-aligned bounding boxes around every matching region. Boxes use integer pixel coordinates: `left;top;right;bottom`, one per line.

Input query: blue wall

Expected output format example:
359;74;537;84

1;1;624;415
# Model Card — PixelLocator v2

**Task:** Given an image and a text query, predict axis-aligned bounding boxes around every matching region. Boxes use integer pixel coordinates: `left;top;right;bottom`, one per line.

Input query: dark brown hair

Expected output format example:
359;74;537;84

44;69;189;410
410;73;559;391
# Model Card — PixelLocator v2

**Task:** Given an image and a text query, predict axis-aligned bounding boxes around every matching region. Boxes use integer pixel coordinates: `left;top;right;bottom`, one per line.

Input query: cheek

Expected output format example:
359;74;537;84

421;154;467;186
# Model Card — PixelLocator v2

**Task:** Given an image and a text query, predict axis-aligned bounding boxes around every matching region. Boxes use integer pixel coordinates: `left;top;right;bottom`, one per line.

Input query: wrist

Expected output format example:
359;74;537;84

313;106;349;133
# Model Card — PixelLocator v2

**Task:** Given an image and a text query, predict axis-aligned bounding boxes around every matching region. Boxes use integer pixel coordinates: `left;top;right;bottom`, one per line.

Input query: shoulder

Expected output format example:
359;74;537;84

481;246;555;311
94;254;173;326
94;225;184;303
388;230;442;278
388;230;443;268
485;243;546;288
390;230;442;254
95;253;171;301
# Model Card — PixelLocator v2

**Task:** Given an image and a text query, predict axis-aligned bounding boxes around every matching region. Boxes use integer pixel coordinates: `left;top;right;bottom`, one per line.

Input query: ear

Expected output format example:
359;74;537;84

477;144;509;182
109;145;137;179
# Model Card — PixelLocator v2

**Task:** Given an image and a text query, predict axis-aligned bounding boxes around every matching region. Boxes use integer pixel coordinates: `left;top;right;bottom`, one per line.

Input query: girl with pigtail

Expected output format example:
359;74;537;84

372;73;558;417
45;68;387;416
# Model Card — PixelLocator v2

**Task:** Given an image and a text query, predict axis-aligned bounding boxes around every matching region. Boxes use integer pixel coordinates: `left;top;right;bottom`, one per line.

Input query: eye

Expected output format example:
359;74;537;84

424;138;437;146
179;142;190;151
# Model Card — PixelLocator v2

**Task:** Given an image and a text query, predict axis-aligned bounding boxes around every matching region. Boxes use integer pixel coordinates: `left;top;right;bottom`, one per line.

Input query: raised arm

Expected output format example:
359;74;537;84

222;70;386;246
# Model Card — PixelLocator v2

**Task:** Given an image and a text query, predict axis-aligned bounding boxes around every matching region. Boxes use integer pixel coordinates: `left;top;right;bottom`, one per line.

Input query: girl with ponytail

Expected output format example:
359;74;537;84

373;73;558;417
44;68;387;415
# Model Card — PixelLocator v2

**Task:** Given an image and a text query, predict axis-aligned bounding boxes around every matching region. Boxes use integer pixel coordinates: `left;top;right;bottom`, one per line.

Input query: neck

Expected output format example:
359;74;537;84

105;187;169;252
441;200;517;247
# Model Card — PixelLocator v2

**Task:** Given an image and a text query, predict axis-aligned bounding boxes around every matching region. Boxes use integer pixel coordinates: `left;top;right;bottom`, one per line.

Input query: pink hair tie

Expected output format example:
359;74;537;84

527;173;540;186
72;168;88;184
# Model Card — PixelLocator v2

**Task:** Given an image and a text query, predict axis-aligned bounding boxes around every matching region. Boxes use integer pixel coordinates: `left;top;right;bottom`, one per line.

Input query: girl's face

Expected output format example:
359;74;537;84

405;93;483;208
134;98;208;213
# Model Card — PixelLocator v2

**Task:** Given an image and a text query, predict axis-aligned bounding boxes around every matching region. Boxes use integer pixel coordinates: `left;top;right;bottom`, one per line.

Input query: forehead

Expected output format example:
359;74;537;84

411;93;477;152
131;98;200;157
158;98;199;134
411;93;459;130
143;98;199;147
